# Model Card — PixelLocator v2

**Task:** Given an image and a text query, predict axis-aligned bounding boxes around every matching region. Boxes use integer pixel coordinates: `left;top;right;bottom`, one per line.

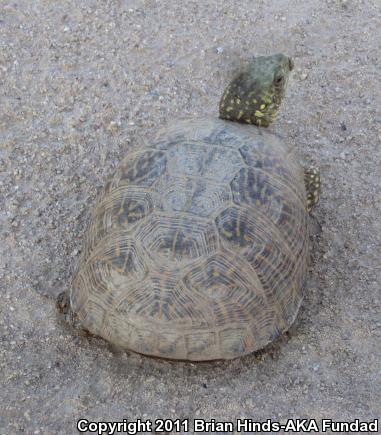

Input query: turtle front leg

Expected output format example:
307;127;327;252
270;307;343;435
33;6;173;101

56;290;71;315
56;290;89;333
304;167;321;212
56;290;78;327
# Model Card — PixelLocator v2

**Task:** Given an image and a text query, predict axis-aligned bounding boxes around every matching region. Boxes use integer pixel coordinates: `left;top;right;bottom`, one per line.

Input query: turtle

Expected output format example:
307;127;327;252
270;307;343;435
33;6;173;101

58;53;321;361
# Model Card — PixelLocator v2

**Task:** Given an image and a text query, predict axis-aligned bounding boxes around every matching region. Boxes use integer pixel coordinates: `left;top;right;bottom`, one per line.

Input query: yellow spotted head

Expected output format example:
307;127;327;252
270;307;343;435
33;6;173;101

219;53;293;127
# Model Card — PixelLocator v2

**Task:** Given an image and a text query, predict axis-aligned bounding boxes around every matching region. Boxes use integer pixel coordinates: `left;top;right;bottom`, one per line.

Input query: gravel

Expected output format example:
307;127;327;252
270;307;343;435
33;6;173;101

1;0;380;433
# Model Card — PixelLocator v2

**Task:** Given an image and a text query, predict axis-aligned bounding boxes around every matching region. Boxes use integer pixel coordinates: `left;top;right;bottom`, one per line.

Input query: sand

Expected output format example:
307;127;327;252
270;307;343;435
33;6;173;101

1;0;380;433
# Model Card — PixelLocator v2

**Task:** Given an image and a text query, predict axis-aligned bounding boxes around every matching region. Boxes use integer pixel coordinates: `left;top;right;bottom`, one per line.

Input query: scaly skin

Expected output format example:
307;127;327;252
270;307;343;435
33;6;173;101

219;53;294;127
219;54;321;210
304;167;321;211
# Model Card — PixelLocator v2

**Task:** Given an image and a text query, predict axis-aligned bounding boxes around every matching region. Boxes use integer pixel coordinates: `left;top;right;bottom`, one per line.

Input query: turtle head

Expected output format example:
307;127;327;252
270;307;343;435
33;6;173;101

219;53;293;127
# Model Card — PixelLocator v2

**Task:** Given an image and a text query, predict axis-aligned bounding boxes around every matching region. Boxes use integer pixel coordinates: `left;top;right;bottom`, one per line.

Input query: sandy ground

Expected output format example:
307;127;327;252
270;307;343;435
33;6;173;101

1;0;380;434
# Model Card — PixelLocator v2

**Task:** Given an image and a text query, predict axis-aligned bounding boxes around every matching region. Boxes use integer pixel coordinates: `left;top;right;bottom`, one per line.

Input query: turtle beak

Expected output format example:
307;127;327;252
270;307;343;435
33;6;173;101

288;57;294;71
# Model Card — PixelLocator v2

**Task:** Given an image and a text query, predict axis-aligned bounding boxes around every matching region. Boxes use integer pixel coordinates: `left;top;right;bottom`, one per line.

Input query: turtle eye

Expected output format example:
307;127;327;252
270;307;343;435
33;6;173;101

275;75;284;86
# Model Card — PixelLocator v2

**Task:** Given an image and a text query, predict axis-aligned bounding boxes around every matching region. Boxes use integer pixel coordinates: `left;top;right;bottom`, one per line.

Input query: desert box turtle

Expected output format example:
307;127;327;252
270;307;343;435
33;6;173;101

58;54;321;361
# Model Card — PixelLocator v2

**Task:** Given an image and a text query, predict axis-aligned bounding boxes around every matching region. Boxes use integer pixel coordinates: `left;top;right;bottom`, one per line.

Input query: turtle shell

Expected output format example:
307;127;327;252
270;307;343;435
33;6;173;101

71;118;308;360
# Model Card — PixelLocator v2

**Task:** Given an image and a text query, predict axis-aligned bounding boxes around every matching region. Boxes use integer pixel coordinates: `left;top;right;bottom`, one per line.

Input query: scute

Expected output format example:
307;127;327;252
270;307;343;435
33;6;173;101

182;252;270;326
83;186;154;255
165;141;243;183
231;167;285;222
115;149;167;187
71;117;309;360
135;213;219;266
219;328;254;358
155;174;232;217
